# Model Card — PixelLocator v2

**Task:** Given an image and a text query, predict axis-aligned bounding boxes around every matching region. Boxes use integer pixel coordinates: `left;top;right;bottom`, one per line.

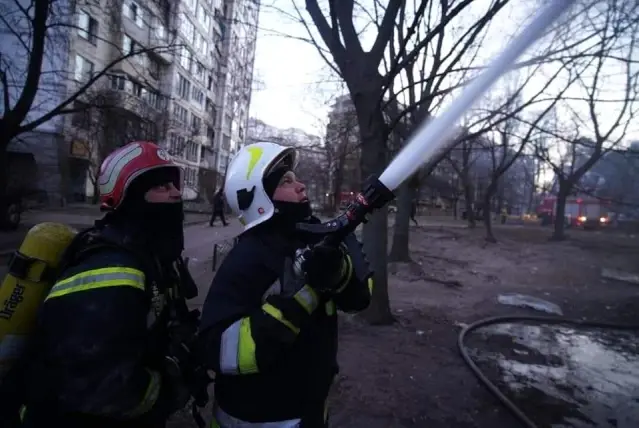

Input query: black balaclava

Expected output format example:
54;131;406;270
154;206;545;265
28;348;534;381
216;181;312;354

111;167;184;262
263;166;312;228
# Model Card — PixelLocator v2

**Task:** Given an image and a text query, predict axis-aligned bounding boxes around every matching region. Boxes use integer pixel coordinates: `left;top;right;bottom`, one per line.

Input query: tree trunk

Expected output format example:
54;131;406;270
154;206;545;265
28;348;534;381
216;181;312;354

551;180;571;241
355;99;394;325
483;188;497;243
331;156;345;212
360;208;394;325
389;181;416;262
463;181;476;228
91;181;100;204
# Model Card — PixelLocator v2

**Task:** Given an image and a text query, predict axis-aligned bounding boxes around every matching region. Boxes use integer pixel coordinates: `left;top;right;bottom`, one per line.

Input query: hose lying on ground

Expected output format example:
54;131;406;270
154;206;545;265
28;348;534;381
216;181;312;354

457;315;639;428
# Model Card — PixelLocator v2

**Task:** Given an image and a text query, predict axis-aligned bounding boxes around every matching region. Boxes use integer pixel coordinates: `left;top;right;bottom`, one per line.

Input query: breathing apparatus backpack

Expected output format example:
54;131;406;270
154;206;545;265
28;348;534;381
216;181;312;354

0;222;77;382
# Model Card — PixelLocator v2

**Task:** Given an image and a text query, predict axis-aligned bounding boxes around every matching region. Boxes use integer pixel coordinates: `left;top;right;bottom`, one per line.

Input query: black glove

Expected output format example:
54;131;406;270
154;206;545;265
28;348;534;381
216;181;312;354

302;244;347;293
163;349;192;413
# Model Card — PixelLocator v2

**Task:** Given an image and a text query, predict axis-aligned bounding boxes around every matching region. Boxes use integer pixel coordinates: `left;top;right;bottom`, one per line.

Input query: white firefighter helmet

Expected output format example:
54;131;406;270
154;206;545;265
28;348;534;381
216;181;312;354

224;141;297;230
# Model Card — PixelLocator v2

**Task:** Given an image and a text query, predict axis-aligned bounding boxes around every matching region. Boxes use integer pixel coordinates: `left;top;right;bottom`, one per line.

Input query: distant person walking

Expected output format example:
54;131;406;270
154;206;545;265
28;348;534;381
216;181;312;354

410;201;419;226
209;188;228;227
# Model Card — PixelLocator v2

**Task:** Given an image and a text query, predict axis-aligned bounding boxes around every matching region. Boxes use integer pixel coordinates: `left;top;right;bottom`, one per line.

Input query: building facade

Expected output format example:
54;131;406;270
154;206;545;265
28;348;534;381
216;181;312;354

59;0;258;202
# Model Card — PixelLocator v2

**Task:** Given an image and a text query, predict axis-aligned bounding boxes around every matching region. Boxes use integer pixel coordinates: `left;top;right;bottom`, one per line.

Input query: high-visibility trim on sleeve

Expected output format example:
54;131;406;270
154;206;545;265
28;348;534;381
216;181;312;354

293;285;319;314
219;318;258;375
123;369;162;417
367;277;373;296
45;267;146;300
262;303;300;334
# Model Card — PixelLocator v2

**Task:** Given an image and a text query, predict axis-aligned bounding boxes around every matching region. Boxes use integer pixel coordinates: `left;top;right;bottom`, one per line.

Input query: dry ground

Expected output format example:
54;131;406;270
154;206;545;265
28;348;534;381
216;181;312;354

172;221;639;428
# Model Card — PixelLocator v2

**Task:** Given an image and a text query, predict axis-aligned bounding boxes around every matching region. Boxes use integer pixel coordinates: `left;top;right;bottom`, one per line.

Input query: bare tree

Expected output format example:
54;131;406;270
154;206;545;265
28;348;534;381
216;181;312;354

533;1;639;240
322;98;361;212
64;87;172;203
0;0;181;222
295;0;523;324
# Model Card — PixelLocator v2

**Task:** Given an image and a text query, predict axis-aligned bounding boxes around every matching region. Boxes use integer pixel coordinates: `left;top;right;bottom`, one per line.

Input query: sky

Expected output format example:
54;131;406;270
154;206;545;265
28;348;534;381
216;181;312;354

248;1;639;143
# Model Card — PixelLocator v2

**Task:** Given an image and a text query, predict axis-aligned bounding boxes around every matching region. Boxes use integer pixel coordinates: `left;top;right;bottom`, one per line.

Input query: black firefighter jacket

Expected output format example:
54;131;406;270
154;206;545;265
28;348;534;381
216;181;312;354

22;228;178;428
198;218;373;426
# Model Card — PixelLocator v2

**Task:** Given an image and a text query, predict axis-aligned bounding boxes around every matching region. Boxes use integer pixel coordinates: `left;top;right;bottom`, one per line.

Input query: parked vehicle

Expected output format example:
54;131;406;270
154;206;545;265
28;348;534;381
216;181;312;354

537;196;610;229
1;151;37;230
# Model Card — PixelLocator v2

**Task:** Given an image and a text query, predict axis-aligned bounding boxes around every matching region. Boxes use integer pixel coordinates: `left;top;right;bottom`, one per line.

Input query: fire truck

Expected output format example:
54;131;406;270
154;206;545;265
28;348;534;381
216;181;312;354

537;196;610;228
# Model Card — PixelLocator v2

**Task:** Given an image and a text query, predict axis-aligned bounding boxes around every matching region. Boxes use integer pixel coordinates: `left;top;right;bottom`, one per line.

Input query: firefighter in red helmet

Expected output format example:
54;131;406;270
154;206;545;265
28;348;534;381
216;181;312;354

20;142;197;428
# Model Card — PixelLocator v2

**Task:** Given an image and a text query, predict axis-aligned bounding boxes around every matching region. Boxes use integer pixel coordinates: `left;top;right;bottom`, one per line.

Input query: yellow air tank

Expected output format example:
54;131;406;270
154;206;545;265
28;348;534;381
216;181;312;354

0;222;76;381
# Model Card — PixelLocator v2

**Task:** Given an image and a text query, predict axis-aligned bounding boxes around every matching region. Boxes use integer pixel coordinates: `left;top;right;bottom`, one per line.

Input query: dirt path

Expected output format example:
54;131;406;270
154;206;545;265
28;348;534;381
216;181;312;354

329;223;639;427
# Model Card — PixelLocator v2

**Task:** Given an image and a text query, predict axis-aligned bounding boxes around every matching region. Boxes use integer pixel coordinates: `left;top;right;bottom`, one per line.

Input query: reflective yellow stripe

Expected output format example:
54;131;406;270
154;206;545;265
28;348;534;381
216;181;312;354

46;267;145;300
219;318;258;375
294;285;318;314
245;146;264;179
19;405;26;422
124;369;161;417
262;303;300;334
367;278;374;296
237;318;258;374
335;255;354;293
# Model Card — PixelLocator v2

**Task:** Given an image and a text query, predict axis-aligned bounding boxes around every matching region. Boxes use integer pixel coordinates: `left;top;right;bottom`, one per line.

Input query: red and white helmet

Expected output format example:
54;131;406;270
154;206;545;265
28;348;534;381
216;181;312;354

98;141;182;210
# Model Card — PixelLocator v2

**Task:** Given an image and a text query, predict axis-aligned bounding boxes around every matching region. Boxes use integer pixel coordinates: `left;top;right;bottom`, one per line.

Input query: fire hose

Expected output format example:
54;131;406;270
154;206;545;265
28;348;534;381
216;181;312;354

457;315;639;428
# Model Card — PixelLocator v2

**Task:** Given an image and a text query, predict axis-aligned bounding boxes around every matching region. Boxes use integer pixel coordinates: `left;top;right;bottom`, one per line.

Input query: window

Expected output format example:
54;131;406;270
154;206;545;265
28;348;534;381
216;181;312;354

145;90;165;110
128;79;143;97
169;133;186;156
191;87;204;107
198;35;208;57
191;114;201;134
180;15;195;43
147;56;160;79
193;61;205;84
177;74;190;100
173;104;188;124
179;46;191;70
110;74;126;90
122;35;145;65
185;167;197;187
185;0;197;12
197;6;211;31
124;1;144;27
153;16;167;42
77;11;98;44
74;55;94;81
71;101;91;129
185;141;199;162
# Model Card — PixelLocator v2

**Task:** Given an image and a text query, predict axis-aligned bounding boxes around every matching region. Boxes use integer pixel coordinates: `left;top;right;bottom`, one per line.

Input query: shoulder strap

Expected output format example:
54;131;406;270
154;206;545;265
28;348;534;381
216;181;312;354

57;227;160;284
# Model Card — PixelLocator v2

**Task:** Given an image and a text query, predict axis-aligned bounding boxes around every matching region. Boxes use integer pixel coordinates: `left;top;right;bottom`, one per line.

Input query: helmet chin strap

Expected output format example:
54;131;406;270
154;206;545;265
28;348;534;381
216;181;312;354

272;200;312;225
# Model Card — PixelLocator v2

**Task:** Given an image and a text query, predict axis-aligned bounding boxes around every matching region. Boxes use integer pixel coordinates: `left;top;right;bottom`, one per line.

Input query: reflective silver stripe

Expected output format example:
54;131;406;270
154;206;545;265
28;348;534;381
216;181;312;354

219;319;241;374
48;270;145;297
99;143;143;195
214;404;301;428
294;286;318;314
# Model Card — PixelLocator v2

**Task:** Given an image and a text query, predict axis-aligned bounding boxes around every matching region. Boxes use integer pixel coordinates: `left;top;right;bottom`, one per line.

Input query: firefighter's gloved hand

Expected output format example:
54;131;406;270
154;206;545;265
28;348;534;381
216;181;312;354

302;244;347;293
163;352;191;412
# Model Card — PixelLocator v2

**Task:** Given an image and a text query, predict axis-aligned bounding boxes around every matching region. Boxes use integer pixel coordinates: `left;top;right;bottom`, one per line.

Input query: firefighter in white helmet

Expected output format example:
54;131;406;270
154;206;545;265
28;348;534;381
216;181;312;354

198;141;373;427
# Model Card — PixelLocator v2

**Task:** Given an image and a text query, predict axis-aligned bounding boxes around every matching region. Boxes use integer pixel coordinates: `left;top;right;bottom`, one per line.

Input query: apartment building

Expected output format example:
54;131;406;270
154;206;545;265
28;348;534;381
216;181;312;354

63;0;259;201
209;0;260;177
